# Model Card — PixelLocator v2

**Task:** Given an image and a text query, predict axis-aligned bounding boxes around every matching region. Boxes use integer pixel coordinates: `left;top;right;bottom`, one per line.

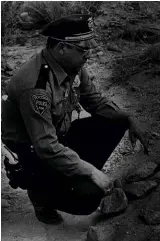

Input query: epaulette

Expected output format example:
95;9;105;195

35;64;50;89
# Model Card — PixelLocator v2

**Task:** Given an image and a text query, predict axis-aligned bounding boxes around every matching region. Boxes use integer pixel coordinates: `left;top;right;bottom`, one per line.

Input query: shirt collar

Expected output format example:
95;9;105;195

42;48;67;85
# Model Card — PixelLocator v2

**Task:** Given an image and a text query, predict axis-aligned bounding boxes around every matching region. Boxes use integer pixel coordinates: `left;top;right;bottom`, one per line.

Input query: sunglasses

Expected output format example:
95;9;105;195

66;42;90;55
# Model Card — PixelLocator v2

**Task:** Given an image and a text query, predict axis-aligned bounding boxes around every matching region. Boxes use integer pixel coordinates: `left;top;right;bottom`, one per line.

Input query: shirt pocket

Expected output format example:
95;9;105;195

51;94;70;125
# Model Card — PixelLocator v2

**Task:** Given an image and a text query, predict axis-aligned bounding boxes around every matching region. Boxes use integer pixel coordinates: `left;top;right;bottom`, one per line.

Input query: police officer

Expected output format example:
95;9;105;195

2;15;148;224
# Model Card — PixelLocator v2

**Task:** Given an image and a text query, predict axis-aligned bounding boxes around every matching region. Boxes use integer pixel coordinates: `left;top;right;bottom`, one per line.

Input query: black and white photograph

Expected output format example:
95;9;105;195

1;1;160;240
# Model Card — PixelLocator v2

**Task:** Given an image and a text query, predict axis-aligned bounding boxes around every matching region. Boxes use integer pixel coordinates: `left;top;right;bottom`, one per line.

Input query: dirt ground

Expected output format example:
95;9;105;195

1;2;160;241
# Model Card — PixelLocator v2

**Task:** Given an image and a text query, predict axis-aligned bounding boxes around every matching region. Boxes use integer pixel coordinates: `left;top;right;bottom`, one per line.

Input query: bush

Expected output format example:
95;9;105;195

111;43;160;82
19;1;103;30
19;1;73;30
1;1;23;46
1;1;103;45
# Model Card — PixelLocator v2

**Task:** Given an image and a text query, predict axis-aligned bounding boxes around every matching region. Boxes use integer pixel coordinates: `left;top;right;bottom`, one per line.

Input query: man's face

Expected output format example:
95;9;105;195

62;42;91;74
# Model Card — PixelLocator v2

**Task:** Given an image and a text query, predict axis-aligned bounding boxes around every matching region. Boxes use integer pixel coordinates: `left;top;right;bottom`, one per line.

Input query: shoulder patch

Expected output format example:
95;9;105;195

31;93;50;115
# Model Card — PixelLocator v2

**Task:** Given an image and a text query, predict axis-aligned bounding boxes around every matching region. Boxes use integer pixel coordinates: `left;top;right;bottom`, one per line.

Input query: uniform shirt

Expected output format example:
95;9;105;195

2;48;119;177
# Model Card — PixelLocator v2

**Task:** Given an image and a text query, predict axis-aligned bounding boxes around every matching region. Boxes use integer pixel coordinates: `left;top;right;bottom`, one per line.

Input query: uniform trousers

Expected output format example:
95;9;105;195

27;115;128;215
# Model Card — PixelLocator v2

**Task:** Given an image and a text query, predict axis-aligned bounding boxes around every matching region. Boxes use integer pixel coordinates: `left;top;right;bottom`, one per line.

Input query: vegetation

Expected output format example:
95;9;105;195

1;1;23;46
1;1;103;46
111;43;160;82
1;1;160;82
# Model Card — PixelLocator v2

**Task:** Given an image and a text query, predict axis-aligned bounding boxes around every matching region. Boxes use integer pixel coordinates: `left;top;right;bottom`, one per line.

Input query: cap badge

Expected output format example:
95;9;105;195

88;17;94;31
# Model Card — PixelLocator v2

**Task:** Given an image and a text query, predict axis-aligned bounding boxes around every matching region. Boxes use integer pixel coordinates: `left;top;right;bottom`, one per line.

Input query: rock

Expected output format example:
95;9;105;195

151;131;160;139
140;188;160;225
100;188;128;215
124;180;158;198
2;95;8;101
126;162;158;183
87;225;114;241
96;46;103;52
99;57;107;64
97;51;104;56
1;198;10;208
20;59;27;64
87;217;152;241
20;12;29;19
6;71;13;76
6;62;16;71
143;210;160;225
6;52;13;57
107;44;121;52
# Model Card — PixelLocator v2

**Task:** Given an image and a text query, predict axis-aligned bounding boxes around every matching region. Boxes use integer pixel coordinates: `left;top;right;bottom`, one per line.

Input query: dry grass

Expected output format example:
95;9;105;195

111;43;160;82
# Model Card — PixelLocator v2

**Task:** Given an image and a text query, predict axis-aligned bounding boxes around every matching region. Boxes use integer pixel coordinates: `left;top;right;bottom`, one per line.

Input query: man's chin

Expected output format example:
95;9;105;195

76;63;86;72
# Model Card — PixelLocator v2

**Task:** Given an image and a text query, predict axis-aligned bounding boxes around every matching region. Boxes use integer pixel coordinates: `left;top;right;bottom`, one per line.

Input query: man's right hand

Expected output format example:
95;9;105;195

128;116;149;155
91;168;114;195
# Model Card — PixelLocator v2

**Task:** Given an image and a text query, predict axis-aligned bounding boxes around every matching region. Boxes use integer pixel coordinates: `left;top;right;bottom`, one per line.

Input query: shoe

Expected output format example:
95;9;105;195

34;207;63;224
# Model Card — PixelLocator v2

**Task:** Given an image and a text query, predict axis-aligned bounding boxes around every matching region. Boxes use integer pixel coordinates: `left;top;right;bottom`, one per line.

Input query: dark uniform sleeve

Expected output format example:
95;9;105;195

19;88;95;177
79;68;128;124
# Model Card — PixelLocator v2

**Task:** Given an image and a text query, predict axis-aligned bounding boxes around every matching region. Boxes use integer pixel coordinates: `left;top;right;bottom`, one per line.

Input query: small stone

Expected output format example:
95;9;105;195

126;162;158;183
20;12;29;19
6;62;16;71
100;188;128;215
124;180;158;198
2;95;8;101
20;59;27;64
97;51;104;56
96;46;103;52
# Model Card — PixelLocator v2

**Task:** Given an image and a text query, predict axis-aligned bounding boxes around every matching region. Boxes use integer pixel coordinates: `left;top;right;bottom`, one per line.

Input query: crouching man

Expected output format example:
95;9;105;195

2;14;148;224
